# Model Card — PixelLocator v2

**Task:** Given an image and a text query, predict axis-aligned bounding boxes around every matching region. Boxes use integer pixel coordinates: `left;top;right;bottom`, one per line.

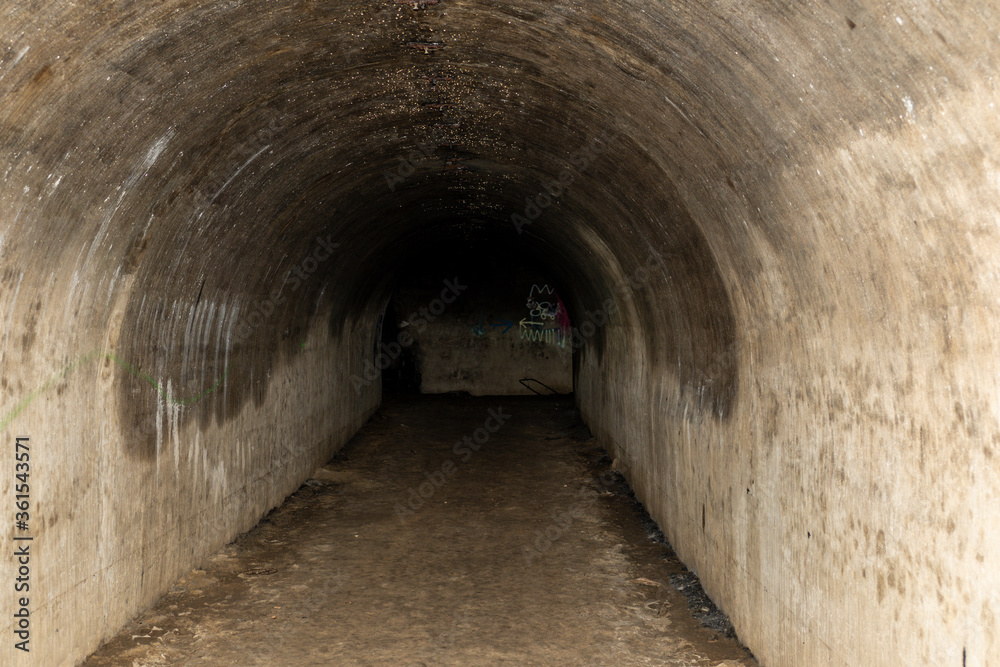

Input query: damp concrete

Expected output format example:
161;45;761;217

83;396;756;666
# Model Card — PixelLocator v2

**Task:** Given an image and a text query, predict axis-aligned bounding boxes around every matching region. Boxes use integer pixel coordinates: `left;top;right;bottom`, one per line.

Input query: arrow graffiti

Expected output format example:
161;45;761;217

491;319;514;334
471;310;487;336
468;284;569;347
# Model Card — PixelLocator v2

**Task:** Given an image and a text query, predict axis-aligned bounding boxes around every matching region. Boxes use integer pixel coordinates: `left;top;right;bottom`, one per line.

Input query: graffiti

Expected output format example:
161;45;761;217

519;284;570;348
471;310;513;336
527;284;554;297
520;327;569;347
468;283;570;348
526;284;561;320
471;311;487;337
492;319;514;333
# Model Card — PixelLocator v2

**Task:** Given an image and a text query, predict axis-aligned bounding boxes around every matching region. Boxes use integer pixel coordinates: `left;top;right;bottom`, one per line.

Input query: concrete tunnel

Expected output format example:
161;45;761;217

1;0;999;664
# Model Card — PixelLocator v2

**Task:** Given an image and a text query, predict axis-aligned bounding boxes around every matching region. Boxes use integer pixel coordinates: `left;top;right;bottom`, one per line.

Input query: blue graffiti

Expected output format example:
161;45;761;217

471;310;488;336
491;319;514;334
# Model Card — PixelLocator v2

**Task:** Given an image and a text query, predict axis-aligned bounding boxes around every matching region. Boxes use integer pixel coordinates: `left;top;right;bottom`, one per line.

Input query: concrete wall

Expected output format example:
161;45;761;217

570;5;1000;663
0;228;382;665
0;1;998;665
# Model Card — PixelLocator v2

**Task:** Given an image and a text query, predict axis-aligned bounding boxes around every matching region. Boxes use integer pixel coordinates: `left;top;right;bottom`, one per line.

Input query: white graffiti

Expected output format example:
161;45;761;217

519;327;569;348
526;284;562;320
527;284;555;298
468;283;570;349
520;284;570;348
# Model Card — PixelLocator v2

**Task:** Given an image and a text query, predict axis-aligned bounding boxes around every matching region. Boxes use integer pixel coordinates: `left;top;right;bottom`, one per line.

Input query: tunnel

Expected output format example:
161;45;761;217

2;1;999;664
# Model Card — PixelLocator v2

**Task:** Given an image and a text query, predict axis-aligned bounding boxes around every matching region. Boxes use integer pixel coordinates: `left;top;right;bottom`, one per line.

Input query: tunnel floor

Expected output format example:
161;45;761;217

83;395;756;666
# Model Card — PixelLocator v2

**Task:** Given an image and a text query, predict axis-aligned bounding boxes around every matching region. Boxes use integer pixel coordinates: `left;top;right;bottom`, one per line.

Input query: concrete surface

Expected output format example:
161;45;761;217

82;396;756;666
0;1;997;665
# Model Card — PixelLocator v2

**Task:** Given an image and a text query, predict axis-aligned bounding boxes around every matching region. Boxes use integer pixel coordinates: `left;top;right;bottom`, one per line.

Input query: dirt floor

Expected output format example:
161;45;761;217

84;395;758;666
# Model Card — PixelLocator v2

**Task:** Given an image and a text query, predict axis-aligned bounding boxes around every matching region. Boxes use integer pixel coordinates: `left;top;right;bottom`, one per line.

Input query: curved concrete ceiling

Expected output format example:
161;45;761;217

1;1;998;665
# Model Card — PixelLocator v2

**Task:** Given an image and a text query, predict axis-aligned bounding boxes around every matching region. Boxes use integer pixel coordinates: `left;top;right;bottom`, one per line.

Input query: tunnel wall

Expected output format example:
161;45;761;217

0;258;380;666
572;5;1000;666
0;4;386;658
1;1;999;665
